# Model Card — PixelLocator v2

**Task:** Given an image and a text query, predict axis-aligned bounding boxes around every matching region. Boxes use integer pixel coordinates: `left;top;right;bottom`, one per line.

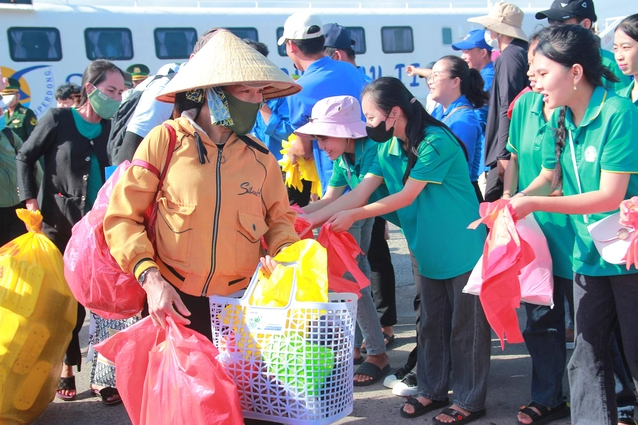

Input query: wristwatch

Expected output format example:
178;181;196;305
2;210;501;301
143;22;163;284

138;267;158;286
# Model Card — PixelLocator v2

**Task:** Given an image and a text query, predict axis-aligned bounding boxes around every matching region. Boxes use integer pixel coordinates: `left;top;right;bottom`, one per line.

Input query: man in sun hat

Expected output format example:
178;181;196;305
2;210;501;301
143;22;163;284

104;29;301;341
535;0;630;91
277;11;368;206
2;77;38;143
468;2;529;203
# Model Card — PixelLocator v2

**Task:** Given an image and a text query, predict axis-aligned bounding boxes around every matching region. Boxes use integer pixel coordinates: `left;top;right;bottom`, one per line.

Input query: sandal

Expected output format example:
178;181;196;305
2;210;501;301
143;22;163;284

400;397;449;419
353;362;391;387
56;376;76;401
91;386;122;406
518;401;570;425
433;407;487;425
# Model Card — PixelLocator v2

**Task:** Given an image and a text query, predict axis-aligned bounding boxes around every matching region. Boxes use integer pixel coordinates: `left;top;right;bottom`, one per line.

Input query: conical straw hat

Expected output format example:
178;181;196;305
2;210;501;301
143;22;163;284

157;29;301;102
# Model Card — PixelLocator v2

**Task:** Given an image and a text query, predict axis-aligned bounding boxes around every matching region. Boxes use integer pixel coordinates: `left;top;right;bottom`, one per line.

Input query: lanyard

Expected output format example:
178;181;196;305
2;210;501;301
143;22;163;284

568;130;589;224
442;105;472;124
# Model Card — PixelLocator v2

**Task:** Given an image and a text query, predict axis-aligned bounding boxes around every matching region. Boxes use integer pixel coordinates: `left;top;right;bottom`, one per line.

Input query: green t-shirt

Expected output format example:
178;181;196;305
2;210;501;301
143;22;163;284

507;91;574;279
367;129;484;279
602;48;632;92
616;80;637;106
541;86;638;276
328;137;400;226
71;108;103;212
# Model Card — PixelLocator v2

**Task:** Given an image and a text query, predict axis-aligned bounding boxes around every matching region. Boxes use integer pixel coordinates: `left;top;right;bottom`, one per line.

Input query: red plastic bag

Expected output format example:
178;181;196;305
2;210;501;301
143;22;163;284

290;204;314;239
95;317;244;425
63;124;176;319
316;223;369;297
63;161;145;319
468;200;535;349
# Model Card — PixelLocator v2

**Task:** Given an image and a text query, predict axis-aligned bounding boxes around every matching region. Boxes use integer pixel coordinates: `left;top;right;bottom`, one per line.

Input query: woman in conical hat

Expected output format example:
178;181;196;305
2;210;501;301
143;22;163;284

104;29;302;339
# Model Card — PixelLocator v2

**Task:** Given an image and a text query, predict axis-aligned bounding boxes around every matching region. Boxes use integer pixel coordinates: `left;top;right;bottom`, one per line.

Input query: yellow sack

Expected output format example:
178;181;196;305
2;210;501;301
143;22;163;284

279;135;323;198
249;239;328;307
0;210;77;425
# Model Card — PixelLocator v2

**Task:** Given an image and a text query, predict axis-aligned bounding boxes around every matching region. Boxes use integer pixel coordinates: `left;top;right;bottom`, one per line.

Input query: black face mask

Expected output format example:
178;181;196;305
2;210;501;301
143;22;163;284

366;113;394;143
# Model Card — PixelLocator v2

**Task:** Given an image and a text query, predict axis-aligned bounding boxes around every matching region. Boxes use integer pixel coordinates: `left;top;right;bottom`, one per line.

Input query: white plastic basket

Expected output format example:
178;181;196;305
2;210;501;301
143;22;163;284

210;263;358;425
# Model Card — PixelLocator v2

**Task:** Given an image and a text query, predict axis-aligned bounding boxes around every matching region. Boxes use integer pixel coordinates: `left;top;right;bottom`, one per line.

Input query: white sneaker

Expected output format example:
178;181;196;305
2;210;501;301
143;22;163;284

383;366;412;389
392;371;418;396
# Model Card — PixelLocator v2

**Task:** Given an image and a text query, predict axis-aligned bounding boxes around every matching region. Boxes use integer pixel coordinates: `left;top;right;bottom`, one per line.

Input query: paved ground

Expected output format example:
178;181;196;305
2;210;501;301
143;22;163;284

34;224;573;425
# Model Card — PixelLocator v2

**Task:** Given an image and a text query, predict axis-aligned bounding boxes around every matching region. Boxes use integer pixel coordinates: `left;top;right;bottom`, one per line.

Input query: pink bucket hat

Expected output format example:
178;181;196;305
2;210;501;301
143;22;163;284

295;95;367;139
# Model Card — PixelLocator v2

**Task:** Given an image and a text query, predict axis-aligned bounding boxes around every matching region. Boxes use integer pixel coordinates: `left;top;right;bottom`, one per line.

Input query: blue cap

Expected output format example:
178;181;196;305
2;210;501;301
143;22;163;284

451;29;492;52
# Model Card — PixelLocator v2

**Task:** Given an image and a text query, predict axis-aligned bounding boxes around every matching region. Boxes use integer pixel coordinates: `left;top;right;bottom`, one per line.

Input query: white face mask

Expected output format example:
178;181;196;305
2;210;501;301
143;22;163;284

484;29;500;52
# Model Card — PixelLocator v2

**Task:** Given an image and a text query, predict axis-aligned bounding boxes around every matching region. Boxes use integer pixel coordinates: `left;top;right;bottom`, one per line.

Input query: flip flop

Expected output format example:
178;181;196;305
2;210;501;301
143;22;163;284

353;362;391;387
56;376;76;401
91;386;123;406
518;401;570;425
400;397;449;419
433;407;487;425
383;332;395;347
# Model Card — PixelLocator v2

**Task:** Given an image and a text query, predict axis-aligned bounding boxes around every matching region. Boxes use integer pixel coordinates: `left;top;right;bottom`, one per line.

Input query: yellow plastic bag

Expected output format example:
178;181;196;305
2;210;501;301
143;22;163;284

0;210;77;425
279;135;323;198
249;239;328;307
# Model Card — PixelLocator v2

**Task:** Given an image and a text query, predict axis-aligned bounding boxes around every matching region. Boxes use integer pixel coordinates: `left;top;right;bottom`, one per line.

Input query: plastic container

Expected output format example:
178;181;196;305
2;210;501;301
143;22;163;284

210;263;357;425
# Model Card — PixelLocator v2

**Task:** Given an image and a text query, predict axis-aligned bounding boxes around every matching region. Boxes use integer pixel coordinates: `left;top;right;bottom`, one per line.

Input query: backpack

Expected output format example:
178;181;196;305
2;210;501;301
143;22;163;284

106;89;143;164
107;71;176;164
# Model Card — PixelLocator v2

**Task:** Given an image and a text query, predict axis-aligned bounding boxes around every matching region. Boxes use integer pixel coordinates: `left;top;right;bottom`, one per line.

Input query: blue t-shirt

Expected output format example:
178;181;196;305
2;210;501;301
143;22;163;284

251;97;289;161
286;57;369;193
431;95;482;181
480;62;495;92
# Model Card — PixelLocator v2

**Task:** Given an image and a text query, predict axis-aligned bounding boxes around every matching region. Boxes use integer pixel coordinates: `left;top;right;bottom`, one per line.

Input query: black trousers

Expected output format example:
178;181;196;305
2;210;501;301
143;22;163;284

0;203;27;247
367;217;397;327
143;284;213;342
484;166;503;202
64;303;86;369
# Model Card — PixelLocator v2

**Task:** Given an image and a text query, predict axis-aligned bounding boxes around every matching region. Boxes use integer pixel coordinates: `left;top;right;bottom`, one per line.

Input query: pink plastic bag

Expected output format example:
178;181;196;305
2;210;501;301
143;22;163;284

63;161;146;319
464;215;554;307
95;317;244;425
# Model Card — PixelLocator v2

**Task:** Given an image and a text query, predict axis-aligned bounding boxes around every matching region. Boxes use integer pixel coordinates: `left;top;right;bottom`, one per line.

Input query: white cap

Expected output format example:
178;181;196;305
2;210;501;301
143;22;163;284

277;11;324;46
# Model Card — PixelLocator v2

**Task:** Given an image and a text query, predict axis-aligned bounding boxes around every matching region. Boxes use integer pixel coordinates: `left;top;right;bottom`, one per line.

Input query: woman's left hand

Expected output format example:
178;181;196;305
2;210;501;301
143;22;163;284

508;196;536;220
327;210;357;233
259;255;279;277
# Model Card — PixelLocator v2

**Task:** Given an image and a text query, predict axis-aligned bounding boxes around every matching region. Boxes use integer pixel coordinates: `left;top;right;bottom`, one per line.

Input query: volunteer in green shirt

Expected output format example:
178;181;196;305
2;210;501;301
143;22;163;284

613;14;638;105
509;25;637;425
304;78;490;424
296;96;391;387
502;30;573;425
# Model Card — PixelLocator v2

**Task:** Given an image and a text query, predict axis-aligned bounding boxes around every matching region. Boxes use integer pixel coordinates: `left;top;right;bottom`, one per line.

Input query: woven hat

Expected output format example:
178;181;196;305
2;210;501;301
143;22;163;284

468;2;528;41
157;30;301;102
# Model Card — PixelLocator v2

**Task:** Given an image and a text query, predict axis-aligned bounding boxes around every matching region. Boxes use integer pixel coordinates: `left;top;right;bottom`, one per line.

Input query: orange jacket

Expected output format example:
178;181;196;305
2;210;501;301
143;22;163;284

104;117;298;297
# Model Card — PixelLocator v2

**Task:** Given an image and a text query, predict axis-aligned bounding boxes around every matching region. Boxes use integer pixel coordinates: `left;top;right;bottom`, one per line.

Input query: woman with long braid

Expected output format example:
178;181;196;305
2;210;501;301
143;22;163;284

509;24;637;424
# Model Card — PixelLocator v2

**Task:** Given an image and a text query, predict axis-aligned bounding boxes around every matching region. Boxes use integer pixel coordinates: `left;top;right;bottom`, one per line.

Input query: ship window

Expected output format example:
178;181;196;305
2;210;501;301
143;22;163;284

226;27;258;42
8;27;62;62
442;27;453;45
347;27;366;55
276;27;286;56
85;28;133;61
381;26;414;54
154;28;197;59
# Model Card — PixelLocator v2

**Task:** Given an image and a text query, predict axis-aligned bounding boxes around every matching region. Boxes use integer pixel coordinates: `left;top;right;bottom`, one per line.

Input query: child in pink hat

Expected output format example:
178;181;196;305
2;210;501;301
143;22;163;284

296;95;394;387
